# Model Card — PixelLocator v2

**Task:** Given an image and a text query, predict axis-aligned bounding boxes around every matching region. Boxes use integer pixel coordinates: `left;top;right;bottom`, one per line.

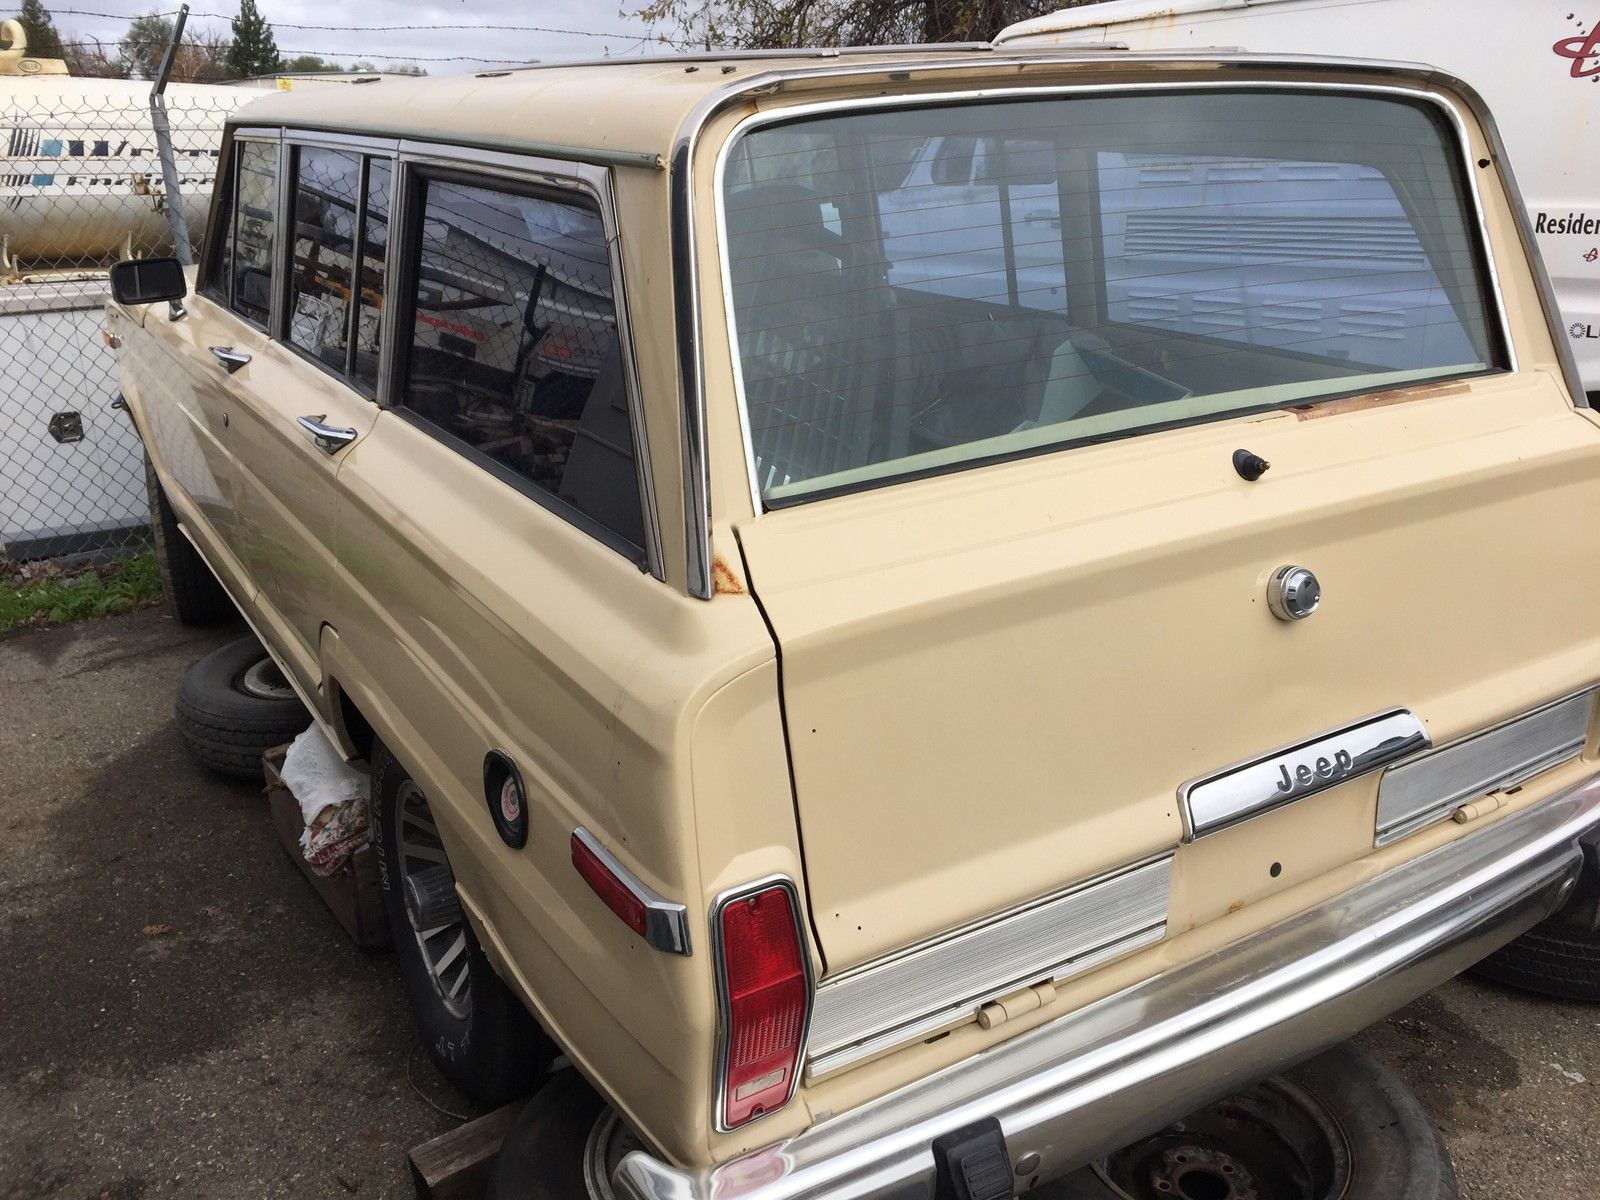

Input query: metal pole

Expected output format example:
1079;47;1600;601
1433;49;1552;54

149;3;192;265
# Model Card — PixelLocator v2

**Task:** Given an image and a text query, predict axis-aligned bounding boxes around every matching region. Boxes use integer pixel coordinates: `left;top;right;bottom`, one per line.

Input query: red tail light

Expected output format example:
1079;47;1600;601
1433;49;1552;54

716;883;810;1129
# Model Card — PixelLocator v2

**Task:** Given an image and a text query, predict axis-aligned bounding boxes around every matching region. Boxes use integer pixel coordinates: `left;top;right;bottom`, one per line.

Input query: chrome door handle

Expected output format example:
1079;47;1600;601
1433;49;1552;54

209;345;251;374
296;414;359;454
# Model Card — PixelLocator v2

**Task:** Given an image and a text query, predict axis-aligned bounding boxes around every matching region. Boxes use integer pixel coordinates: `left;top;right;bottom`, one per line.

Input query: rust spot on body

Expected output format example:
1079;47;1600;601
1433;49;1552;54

712;555;746;595
1293;382;1469;420
1226;900;1245;915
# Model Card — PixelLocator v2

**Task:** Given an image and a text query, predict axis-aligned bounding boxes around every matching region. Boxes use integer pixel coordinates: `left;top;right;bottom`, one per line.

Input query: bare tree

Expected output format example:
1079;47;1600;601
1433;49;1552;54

631;0;1106;50
61;32;126;77
169;26;229;81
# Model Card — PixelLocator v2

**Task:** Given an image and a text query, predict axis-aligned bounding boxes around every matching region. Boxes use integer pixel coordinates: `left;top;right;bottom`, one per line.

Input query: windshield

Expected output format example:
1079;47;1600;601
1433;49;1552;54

719;89;1502;504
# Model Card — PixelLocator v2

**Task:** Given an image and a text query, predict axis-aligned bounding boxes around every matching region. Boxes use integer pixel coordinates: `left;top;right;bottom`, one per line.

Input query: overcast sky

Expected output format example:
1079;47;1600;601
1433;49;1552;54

55;0;671;72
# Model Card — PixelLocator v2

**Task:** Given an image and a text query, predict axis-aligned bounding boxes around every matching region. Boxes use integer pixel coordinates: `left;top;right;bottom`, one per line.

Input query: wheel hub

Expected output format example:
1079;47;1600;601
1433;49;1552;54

1147;1145;1258;1200
403;863;464;933
1095;1075;1348;1200
237;656;295;701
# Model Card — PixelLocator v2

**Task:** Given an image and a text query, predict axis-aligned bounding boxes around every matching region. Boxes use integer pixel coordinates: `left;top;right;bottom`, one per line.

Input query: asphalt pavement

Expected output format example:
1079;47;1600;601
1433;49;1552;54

1;607;1597;1198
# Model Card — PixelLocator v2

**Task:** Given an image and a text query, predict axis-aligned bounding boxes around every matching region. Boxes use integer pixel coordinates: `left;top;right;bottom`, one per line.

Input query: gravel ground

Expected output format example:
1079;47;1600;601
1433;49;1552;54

1;607;1597;1199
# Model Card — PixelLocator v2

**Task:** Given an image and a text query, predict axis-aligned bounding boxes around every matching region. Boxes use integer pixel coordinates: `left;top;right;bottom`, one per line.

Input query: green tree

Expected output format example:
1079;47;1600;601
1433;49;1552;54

281;52;331;72
385;61;427;76
632;0;1105;48
224;0;281;78
117;12;174;79
17;0;63;59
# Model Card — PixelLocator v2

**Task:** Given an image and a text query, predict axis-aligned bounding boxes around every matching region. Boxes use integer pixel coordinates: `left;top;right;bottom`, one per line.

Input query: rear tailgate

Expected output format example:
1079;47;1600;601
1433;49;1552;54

736;378;1600;973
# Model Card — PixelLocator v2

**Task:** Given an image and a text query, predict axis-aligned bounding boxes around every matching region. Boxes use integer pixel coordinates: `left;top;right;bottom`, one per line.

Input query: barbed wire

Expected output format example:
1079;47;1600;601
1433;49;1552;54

47;8;645;38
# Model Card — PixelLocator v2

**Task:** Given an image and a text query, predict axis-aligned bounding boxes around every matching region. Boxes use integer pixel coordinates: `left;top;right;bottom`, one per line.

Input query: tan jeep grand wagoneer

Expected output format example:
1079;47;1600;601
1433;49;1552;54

109;44;1600;1200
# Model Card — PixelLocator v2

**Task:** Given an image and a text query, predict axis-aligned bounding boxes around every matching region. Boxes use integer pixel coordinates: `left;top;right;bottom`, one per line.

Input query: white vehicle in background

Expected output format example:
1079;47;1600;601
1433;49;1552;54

996;0;1600;400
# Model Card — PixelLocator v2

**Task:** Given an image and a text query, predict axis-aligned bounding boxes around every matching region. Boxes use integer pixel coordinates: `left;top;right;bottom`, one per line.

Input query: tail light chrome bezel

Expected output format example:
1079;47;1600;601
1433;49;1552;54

710;874;815;1133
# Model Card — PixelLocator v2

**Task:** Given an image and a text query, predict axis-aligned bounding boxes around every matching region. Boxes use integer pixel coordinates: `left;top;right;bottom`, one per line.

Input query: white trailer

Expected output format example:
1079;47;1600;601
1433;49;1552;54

996;0;1600;398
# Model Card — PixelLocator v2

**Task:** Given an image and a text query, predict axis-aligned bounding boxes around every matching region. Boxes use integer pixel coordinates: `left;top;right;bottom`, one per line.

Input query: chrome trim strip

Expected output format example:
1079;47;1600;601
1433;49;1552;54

710;874;816;1133
1180;709;1429;840
571;827;692;956
671;135;713;598
806;855;1172;1080
1376;689;1596;846
281;129;402;156
248;119;663;171
687;74;1516;521
616;772;1600;1200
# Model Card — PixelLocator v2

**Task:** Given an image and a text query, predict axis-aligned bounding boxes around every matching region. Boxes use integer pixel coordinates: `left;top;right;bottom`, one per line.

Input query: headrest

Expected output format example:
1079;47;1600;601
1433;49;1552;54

724;184;839;255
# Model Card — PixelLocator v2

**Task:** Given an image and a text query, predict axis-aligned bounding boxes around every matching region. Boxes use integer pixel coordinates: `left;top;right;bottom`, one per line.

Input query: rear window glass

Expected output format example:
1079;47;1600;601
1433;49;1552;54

721;90;1501;504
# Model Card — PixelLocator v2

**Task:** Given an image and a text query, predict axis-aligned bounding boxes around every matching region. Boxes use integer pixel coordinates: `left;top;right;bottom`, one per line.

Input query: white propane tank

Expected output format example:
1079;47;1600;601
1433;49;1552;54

0;17;254;270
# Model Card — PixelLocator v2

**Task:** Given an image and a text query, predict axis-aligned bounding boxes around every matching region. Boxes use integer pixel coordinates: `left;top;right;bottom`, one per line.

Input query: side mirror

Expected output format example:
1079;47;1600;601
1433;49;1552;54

109;257;187;306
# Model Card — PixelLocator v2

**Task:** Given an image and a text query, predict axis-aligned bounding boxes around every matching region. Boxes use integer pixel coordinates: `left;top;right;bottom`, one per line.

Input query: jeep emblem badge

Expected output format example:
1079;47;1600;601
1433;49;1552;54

1267;565;1321;622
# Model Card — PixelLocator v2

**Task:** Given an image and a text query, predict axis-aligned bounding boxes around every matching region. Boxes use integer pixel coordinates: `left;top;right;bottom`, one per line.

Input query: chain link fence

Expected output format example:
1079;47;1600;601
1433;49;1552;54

1;84;247;561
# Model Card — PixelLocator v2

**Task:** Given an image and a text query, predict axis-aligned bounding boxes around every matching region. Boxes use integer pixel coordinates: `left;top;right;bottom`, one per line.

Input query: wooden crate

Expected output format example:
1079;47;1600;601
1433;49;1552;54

264;745;391;950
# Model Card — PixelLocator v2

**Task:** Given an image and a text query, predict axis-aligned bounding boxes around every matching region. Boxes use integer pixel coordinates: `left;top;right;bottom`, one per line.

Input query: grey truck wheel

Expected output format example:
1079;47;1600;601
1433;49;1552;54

144;455;237;626
1045;1043;1455;1200
371;740;552;1105
175;635;309;778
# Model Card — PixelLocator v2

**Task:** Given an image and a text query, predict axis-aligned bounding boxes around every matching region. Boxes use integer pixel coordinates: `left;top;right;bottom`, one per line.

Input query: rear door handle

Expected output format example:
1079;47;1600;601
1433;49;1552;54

209;345;251;374
296;414;359;454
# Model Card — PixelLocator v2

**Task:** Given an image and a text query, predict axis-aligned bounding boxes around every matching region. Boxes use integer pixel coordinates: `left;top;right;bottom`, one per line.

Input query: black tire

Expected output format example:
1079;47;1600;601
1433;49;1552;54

1052;1043;1455;1200
1471;915;1600;1001
486;1071;607;1200
175;634;310;778
144;455;237;626
372;741;551;1105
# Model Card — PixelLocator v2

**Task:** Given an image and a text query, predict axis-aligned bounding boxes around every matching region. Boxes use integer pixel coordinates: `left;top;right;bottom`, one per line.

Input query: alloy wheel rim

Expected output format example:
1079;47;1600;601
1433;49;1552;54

396;779;473;1020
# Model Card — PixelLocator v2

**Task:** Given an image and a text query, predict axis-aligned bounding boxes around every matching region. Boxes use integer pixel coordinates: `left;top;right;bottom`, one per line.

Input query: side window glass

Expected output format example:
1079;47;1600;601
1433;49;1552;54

351;159;391;392
232;140;278;327
288;147;360;371
400;178;645;560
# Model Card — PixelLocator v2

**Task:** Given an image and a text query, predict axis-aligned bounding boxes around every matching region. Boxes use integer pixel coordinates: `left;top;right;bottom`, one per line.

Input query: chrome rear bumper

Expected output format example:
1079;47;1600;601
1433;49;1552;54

617;773;1600;1200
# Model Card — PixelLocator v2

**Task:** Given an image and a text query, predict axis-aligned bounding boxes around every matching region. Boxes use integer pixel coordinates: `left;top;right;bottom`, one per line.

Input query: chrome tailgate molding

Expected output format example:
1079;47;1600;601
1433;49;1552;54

1377;689;1596;845
806;855;1173;1080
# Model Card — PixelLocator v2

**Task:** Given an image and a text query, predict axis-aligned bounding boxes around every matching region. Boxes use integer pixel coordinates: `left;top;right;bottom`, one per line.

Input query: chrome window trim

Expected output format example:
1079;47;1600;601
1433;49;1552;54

572;826;691;955
705;80;1516;517
806;852;1174;1080
709;873;816;1134
1179;709;1431;841
282;129;402;156
379;146;666;580
1375;687;1598;846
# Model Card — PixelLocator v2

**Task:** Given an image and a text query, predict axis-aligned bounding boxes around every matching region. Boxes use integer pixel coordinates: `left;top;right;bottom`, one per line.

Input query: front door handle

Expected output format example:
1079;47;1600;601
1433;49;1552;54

296;414;359;454
209;345;251;374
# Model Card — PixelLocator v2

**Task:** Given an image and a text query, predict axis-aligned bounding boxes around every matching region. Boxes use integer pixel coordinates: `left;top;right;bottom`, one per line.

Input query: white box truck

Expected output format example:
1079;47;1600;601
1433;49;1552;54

997;0;1600;400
